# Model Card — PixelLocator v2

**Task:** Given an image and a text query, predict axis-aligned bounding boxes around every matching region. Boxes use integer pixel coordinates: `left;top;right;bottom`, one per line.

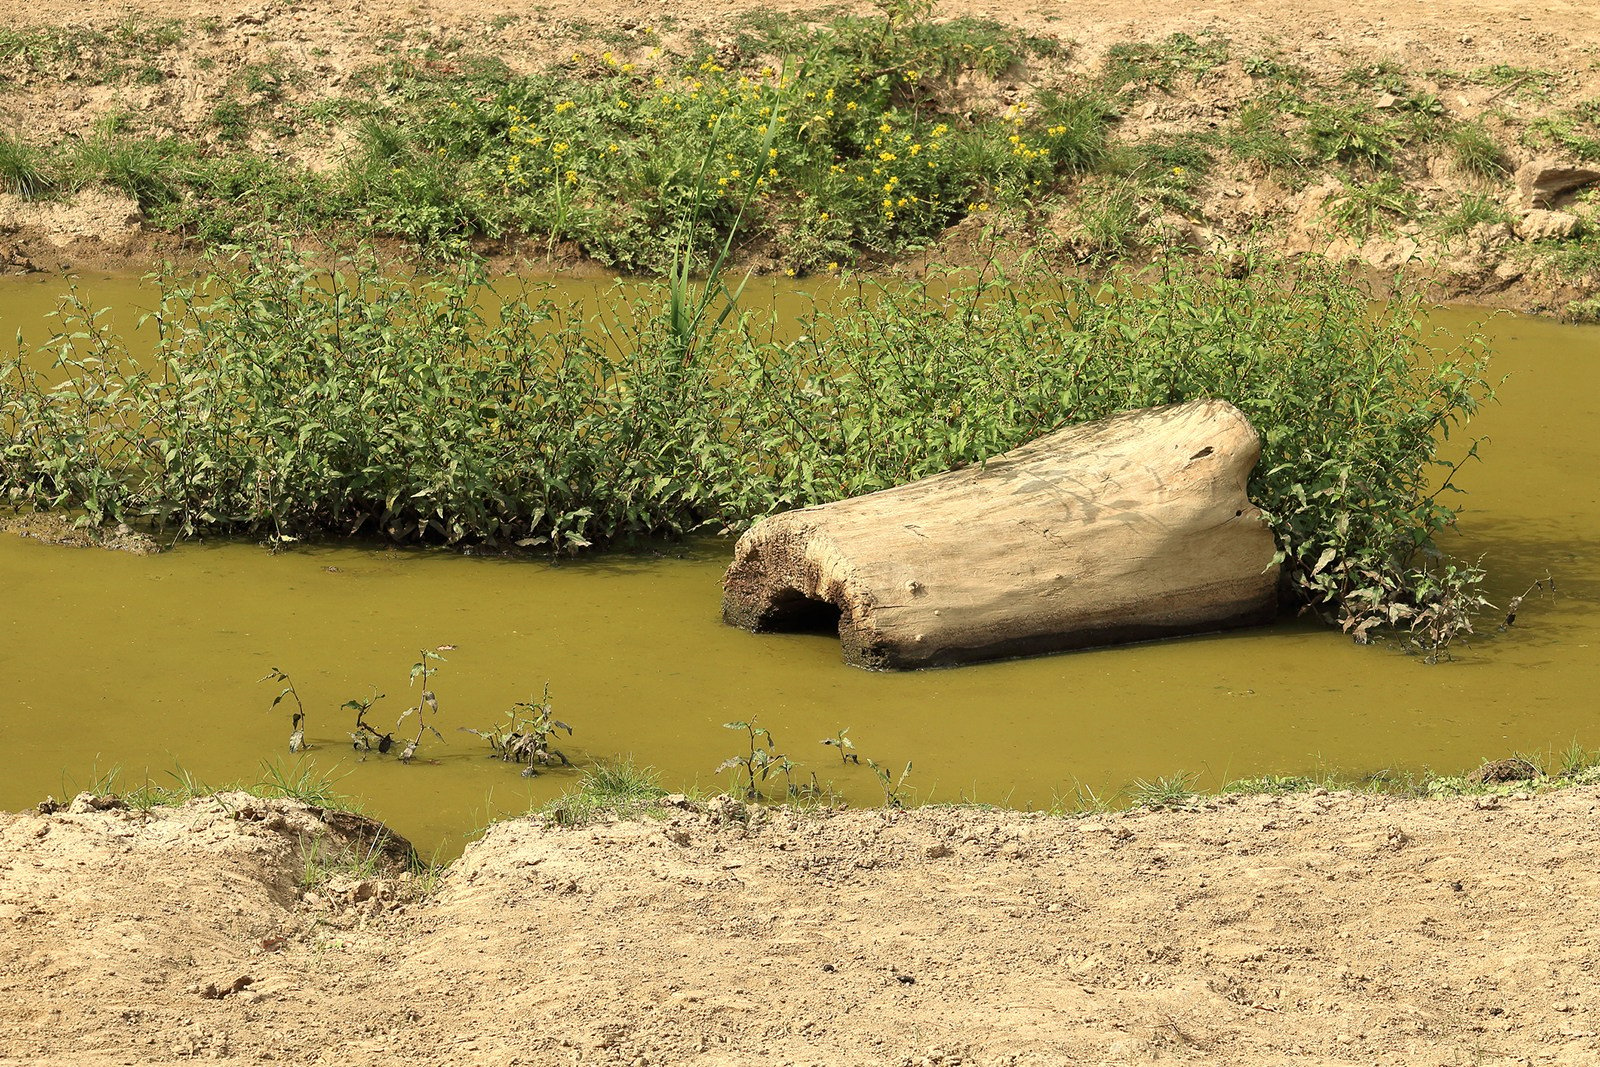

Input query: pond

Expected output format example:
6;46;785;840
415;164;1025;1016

2;271;1597;857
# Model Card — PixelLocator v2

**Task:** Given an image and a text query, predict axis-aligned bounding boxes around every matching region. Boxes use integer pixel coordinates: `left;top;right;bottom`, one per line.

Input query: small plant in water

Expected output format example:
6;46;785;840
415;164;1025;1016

261;666;307;751
864;757;914;809
396;647;450;762
821;727;859;764
716;717;798;800
461;685;574;776
343;687;392;753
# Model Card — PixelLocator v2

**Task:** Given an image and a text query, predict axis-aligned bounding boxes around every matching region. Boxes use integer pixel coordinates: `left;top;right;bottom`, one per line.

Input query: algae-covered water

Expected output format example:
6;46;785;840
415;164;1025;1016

2;273;1597;856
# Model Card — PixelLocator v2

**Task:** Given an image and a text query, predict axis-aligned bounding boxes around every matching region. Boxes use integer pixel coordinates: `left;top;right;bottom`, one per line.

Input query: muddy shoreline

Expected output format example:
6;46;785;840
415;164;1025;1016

3;788;1598;1065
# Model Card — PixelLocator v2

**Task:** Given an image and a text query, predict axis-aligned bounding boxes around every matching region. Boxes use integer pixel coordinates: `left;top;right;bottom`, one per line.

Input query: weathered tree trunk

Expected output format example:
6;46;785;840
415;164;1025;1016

722;399;1281;669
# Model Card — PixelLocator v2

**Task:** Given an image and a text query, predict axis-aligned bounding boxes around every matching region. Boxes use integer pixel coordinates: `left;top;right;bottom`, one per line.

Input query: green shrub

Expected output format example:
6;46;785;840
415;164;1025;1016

296;6;1102;268
2;244;1494;653
1324;174;1417;239
1304;102;1402;168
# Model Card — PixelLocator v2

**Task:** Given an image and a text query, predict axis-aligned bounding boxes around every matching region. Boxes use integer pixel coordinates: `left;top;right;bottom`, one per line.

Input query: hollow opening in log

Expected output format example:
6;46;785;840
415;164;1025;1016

759;588;843;636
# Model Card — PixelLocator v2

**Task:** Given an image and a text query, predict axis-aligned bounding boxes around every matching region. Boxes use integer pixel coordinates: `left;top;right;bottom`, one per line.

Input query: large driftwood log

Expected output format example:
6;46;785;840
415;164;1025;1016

722;399;1281;669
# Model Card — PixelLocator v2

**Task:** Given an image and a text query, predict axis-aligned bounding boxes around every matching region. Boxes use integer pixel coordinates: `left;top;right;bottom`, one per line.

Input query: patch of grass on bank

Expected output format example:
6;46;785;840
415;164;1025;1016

2;242;1495;653
0;10;1563;279
3;4;1113;270
0;134;55;200
0;18;183;88
52;759;362;813
1075;744;1600;814
540;760;669;825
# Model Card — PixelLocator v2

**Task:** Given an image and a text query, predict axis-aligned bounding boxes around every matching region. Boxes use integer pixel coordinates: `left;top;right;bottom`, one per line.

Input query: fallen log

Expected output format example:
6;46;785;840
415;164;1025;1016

721;399;1282;669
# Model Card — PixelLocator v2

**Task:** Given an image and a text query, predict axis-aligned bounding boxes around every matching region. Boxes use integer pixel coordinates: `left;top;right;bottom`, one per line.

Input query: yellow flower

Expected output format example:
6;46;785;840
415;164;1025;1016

845;101;857;111
827;261;839;271
555;101;575;113
784;267;796;277
819;212;830;221
768;147;779;159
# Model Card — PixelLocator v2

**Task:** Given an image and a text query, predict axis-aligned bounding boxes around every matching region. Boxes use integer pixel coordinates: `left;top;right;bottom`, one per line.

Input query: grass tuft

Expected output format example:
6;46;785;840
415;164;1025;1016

540;759;667;825
0;134;56;200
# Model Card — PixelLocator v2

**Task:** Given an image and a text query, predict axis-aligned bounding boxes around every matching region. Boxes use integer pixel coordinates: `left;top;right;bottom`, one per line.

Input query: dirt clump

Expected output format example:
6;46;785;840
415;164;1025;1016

4;788;1600;1065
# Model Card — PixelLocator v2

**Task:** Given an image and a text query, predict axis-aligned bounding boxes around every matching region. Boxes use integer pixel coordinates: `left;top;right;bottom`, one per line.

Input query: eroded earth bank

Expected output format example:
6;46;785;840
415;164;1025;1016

2;789;1597;1066
2;0;1600;315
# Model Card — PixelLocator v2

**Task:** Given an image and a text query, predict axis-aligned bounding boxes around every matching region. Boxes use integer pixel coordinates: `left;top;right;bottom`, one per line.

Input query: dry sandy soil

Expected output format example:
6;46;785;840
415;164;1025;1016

2;0;1599;310
3;788;1599;1067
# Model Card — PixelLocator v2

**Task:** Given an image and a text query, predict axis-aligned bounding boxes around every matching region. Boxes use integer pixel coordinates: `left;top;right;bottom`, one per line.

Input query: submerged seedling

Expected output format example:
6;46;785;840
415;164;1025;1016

396;647;450;762
1500;573;1557;631
343;687;392;753
461;684;573;776
865;757;914;809
821;727;859;765
261;666;307;751
717;717;799;800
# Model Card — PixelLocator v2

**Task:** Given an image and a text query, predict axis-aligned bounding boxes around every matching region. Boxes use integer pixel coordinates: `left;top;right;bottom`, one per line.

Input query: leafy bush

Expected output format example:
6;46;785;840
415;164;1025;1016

1;244;1494;653
399;14;1101;270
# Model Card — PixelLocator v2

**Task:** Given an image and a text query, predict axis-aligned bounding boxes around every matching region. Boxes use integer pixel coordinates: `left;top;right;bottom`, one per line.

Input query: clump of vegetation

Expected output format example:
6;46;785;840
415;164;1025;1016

0;134;56;200
541;759;667;826
396;648;449;762
716;718;801;800
1445;120;1509;177
1324;173;1417;239
2;242;1496;653
261;666;309;752
1129;771;1198;810
343;688;393;754
461;686;574;776
865;757;914;808
821;728;859;764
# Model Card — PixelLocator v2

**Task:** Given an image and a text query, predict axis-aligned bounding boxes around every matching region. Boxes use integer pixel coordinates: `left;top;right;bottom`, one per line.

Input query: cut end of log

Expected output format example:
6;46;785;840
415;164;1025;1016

722;400;1283;670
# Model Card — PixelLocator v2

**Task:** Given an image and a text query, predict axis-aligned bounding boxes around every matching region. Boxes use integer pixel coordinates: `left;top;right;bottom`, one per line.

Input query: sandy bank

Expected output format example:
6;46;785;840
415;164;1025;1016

2;788;1597;1065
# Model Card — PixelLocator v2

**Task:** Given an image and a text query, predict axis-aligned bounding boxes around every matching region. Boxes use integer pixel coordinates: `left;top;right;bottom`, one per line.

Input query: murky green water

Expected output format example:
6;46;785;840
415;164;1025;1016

3;272;1597;857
